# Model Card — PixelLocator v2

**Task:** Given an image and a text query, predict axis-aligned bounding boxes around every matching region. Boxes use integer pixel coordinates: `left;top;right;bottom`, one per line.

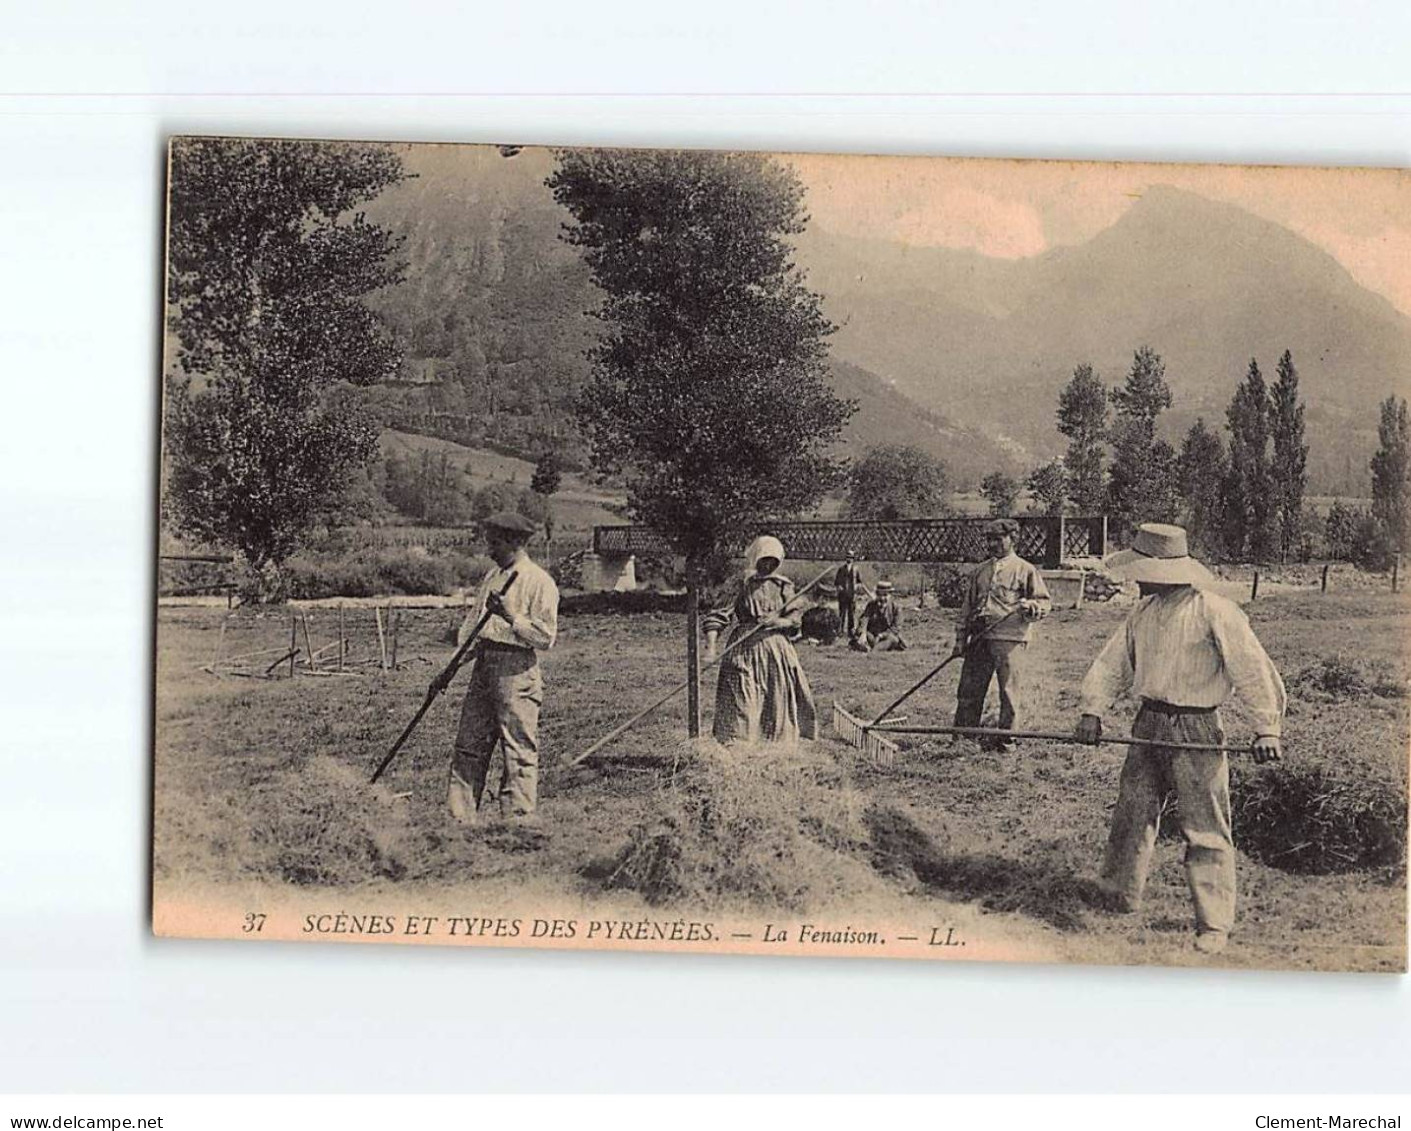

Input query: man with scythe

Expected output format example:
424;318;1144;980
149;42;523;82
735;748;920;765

435;511;559;824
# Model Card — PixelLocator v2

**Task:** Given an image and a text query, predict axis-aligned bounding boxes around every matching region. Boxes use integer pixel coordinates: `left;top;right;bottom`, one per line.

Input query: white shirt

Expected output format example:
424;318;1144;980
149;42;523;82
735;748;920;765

458;551;559;652
1079;587;1286;736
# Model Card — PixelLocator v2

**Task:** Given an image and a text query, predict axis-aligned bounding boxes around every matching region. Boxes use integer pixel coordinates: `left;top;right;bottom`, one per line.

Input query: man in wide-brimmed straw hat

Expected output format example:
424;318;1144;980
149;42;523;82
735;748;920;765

438;511;559;824
952;518;1051;750
851;578;907;653
1076;522;1286;955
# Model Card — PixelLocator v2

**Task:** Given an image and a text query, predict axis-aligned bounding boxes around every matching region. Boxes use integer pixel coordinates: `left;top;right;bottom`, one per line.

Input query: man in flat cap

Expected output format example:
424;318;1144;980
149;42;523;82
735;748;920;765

952;518;1050;750
435;511;559;824
851;579;908;652
1076;522;1285;955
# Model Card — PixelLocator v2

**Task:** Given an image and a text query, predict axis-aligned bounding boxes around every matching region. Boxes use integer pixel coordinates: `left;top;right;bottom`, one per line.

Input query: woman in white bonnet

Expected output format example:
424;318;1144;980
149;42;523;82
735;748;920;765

712;535;819;745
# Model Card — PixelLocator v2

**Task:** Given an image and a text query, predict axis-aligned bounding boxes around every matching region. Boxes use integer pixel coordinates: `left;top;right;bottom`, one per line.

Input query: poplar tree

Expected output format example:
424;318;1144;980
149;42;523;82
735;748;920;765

1056;363;1109;513
1270;349;1309;561
1224;358;1277;561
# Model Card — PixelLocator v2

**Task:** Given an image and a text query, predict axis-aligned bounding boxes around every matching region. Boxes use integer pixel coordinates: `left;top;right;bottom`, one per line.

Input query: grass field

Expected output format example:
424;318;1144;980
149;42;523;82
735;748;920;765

153;587;1408;971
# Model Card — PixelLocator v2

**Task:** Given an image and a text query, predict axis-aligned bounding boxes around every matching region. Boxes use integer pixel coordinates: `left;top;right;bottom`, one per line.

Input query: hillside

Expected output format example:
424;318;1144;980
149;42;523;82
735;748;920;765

797;187;1411;493
362;145;1011;491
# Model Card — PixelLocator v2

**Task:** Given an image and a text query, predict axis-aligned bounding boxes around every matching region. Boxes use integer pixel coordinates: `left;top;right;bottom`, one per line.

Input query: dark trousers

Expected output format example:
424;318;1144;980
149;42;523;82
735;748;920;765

837;596;855;638
953;639;1026;730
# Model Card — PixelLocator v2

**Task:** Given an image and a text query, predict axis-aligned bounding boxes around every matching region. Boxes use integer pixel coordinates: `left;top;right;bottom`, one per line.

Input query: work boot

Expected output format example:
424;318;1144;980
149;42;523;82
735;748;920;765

1193;930;1229;955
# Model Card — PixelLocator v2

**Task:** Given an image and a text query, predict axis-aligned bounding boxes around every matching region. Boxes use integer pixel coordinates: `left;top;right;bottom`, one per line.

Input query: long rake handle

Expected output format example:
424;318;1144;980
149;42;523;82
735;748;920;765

868;723;1247;755
868;608;1023;726
368;571;518;785
568;561;838;767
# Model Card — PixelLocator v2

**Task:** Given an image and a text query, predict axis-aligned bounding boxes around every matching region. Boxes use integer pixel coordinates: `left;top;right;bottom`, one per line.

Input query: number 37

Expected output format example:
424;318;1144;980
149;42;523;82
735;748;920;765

241;912;267;933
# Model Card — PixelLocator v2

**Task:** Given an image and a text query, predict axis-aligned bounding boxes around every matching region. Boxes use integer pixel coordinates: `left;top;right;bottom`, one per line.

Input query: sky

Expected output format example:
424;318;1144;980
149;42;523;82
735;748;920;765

785;152;1411;318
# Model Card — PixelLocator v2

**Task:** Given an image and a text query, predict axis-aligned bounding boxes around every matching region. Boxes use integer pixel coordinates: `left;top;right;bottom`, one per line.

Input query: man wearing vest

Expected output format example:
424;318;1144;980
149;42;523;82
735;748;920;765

953;518;1051;750
438;511;559;824
1076;522;1285;955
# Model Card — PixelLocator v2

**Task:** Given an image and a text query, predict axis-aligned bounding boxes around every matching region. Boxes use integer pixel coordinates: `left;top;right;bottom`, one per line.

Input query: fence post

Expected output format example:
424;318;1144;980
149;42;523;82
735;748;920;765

1075;568;1086;610
301;613;317;672
375;606;389;671
1321;563;1329;593
288;613;297;678
338;604;346;672
390;604;400;670
1250;570;1260;601
1394;554;1402;594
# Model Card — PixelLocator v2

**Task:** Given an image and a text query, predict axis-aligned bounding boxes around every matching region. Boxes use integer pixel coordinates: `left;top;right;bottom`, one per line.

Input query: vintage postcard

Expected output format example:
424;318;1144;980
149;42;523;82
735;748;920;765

154;138;1409;972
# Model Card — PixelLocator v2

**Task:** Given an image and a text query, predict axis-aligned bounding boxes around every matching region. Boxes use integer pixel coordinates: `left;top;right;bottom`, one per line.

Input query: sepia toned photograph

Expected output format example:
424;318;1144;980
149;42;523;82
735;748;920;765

154;137;1409;972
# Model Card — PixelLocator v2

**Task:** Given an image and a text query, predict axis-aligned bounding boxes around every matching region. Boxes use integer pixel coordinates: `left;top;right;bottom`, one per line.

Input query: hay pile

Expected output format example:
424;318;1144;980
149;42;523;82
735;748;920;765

242;756;417;885
588;741;876;909
1232;761;1406;875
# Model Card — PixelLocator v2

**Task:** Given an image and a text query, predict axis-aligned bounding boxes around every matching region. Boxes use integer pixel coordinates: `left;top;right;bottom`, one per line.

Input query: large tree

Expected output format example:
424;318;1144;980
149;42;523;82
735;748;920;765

1177;418;1228;558
1106;346;1178;530
1270;349;1309;561
1224;357;1277;561
164;138;407;598
1371;395;1411;556
848;444;950;520
981;470;1021;517
1056;363;1109;513
1026;459;1068;517
548;149;853;732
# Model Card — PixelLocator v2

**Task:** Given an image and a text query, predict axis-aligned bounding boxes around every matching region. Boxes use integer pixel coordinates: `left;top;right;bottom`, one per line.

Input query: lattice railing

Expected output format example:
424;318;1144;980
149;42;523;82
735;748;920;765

593;516;1108;569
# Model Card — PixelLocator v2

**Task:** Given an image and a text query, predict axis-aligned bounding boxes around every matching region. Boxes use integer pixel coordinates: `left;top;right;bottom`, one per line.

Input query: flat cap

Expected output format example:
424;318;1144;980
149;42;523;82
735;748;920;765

984;518;1019;537
482;511;537;535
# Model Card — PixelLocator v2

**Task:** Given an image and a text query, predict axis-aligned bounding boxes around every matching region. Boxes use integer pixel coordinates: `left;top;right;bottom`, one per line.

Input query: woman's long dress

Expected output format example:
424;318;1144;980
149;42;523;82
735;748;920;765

712;572;819;745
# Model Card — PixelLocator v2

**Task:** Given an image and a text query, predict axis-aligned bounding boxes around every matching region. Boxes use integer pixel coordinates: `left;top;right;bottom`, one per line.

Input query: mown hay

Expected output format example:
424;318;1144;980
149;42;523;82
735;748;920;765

1232;760;1407;876
1290;654;1408;702
243;756;417;885
587;741;874;910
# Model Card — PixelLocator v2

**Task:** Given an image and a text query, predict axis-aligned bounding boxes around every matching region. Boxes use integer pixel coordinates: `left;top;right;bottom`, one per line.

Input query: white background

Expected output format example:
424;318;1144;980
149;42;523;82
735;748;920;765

1;0;1409;1095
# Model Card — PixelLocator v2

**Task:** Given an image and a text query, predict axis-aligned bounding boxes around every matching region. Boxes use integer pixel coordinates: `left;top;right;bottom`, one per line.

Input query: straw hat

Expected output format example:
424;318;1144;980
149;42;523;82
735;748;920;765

745;534;786;571
875;579;894;592
1104;523;1215;586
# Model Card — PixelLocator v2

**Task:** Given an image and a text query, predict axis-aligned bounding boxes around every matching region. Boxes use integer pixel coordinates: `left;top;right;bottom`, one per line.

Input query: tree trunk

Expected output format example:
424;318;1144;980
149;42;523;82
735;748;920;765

686;561;702;739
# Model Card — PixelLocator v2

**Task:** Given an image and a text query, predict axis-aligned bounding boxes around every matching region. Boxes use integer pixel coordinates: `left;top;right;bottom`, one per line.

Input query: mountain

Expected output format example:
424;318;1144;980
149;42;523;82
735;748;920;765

796;187;1411;493
826;358;1016;485
362;146;1012;488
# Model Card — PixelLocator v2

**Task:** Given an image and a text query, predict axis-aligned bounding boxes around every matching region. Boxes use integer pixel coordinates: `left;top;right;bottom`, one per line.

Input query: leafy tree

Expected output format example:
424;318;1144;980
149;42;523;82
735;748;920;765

981;471;1021;517
531;450;564;496
1106;346;1178;529
1056;363;1109;513
1177;418;1228;557
163;138;407;598
1371;395;1411;555
1270;350;1309;561
548;148;852;567
848;444;950;520
548;148;853;734
1025;460;1068;516
1224;358;1278;561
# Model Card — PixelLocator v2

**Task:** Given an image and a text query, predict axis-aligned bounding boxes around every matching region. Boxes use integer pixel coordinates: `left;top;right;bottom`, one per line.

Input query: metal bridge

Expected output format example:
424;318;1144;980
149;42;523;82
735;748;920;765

592;515;1108;570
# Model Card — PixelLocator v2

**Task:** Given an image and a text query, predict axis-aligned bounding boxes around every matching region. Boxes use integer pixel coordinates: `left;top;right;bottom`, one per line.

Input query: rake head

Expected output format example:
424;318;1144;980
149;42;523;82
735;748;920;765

832;702;899;768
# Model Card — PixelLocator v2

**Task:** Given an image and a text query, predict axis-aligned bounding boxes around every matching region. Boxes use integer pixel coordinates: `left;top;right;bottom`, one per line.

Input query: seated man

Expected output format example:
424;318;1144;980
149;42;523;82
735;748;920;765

850;580;907;652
